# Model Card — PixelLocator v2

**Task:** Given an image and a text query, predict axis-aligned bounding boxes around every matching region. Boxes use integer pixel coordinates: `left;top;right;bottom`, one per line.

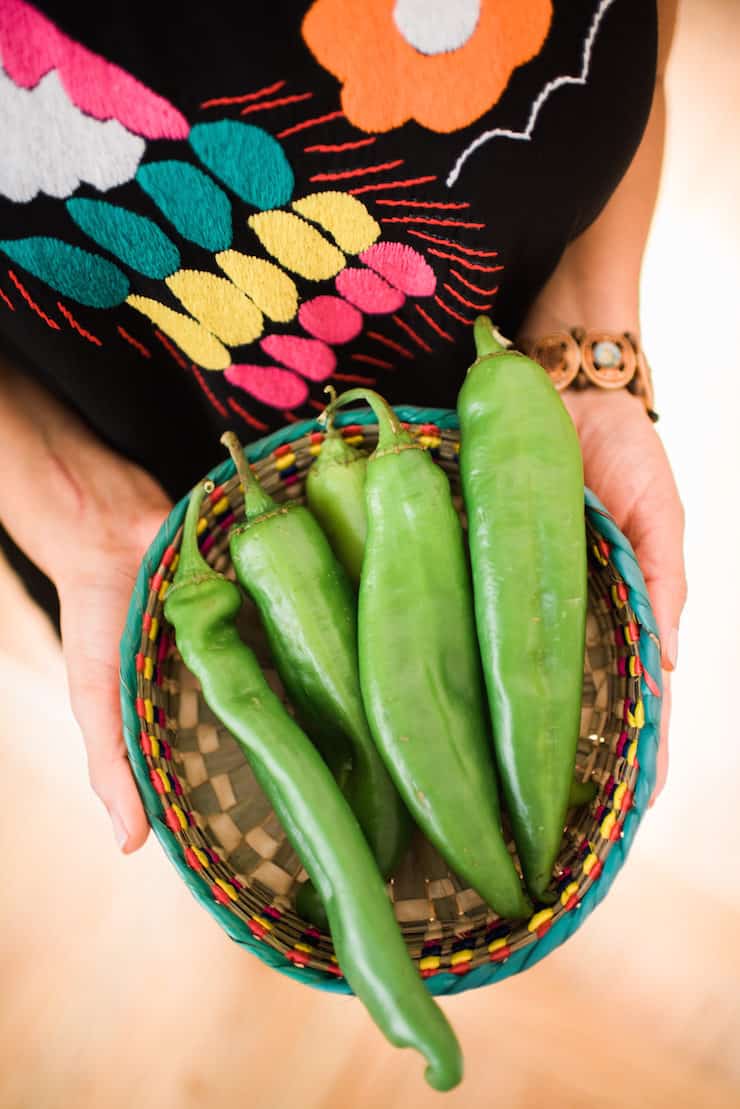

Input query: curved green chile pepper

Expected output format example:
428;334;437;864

221;433;411;928
306;385;368;587
163;483;461;1092
457;316;588;902
327;388;532;922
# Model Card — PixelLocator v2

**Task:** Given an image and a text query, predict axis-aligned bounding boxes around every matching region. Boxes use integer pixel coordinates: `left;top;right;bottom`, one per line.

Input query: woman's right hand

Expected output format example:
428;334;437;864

1;353;172;851
54;464;171;852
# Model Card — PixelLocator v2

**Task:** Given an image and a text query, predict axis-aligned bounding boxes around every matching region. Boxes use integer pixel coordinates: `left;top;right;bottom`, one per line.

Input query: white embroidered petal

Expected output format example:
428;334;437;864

0;67;145;203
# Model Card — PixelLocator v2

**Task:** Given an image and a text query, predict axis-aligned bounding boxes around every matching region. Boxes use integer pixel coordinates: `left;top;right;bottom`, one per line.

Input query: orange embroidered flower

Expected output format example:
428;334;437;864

302;0;553;134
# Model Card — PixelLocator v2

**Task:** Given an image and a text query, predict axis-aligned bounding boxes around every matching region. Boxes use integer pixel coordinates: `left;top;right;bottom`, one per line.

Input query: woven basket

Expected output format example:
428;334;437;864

120;406;662;998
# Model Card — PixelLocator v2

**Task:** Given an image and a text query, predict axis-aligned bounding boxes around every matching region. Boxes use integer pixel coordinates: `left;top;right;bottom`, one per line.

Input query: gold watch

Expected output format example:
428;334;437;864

519;328;658;423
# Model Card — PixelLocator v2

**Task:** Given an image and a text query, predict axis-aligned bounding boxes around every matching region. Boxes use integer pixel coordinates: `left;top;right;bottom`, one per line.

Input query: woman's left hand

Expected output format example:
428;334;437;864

561;386;687;805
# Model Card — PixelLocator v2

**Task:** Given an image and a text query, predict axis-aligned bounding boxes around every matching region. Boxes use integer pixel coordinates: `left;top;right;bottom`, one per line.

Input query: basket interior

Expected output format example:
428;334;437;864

133;421;645;981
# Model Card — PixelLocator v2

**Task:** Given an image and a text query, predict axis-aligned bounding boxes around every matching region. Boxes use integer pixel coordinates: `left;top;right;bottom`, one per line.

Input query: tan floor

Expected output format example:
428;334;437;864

2;2;740;1106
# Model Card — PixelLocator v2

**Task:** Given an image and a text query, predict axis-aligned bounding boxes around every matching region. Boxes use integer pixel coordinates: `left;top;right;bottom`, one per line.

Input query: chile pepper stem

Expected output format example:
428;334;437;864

174;481;214;585
473;315;512;360
322;384;338;434
221;431;275;521
327;387;410;452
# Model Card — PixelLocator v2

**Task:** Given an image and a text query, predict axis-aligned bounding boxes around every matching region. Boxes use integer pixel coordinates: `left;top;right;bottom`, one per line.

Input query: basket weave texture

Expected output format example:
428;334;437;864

120;406;662;998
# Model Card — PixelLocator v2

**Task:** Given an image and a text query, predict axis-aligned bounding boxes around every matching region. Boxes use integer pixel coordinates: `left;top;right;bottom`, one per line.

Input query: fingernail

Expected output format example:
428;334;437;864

664;627;678;671
109;808;129;851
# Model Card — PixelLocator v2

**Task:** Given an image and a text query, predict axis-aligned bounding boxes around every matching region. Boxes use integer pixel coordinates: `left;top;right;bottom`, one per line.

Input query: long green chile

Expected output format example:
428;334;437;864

221;433;411;928
163;482;462;1092
306;385;368;587
326;388;532;922
457;316;588;902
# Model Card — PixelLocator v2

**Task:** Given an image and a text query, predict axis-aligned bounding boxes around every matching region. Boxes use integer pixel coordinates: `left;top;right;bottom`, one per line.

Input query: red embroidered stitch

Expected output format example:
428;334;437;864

392;312;433;353
374;199;470;210
380;217;485;229
281;409;300;423
310;159;404;183
0;286;14;310
426;248;504;274
442;282;494;312
349;175;436;196
333;371;377;385
308;398;326;412
227;395;269;431
407;230;499;257
277;109;344;138
191;365;228;418
351;353;393;370
304;137;377;153
117;325;151;358
200;80;286;110
434;294;474;326
448;268;500;297
7;270;59;329
56;301;102;345
366;330;414;360
241;92;313;117
154;329;187;368
415;304;453;343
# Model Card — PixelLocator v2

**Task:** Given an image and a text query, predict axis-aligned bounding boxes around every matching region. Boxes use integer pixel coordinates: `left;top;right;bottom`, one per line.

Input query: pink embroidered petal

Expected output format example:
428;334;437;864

260;335;336;382
335;268;405;315
359;241;436;297
225;364;308;409
0;0;189;139
298;295;363;344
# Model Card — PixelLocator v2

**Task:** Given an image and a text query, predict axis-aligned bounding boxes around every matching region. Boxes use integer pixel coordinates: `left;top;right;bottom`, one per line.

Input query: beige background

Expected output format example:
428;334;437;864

1;2;739;1106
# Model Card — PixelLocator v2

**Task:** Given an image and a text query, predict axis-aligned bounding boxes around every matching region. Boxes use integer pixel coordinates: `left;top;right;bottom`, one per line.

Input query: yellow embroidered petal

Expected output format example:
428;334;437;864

215;251;298;322
165;270;263;346
247;211;345;280
291;191;380;254
126;295;230;370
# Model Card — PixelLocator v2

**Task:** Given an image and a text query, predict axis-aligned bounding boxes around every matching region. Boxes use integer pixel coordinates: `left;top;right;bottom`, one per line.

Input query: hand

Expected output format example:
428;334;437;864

54;464;172;853
560;387;687;806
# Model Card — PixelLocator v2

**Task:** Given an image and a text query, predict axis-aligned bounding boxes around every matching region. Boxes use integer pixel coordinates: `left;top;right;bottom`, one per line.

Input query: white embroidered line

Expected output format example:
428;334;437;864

445;0;617;188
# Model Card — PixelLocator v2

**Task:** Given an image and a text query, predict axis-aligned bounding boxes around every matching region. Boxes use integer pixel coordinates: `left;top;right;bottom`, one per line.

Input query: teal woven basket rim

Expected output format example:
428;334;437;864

120;405;662;998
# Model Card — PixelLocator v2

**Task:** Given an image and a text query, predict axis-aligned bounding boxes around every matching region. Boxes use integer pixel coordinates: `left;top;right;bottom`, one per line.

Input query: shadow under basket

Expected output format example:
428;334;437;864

121;406;662;998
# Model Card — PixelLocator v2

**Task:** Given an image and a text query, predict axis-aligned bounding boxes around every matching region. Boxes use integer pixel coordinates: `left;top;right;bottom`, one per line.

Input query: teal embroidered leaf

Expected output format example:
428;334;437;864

66;198;180;279
0;237;129;307
136;160;233;251
189;122;294;210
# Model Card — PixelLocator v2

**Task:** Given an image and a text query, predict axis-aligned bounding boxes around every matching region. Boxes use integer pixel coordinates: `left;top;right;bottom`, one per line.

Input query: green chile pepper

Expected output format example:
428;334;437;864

221;433;411;927
457;317;588;902
164;483;461;1091
327;388;532;922
306;385;368;587
568;777;598;808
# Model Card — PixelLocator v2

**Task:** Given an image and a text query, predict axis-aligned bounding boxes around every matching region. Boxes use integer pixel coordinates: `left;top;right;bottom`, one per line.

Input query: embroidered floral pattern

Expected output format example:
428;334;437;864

302;0;553;134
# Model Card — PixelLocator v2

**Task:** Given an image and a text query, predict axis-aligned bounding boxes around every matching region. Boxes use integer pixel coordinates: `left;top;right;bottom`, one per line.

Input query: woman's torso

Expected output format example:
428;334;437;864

0;0;657;496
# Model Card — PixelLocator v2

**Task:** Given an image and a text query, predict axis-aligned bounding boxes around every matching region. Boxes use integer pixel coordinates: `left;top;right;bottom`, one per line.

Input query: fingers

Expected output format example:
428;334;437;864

649;668;671;808
66;650;150;854
622;446;688;673
59;562;160;854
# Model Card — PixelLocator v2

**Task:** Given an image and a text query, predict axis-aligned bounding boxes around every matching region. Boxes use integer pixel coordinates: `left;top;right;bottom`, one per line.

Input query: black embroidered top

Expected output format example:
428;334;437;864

0;0;657;616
